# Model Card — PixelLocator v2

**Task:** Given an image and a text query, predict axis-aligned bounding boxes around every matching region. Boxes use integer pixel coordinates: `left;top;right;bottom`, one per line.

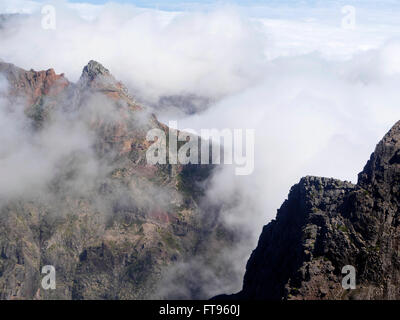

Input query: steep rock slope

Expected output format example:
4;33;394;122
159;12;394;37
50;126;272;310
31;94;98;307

228;121;400;300
0;61;231;299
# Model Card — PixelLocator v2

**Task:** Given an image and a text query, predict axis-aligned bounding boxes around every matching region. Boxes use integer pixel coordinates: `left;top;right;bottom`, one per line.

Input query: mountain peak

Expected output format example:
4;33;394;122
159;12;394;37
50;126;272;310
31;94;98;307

0;61;69;106
78;60;137;105
358;119;400;191
219;120;400;300
80;60;111;82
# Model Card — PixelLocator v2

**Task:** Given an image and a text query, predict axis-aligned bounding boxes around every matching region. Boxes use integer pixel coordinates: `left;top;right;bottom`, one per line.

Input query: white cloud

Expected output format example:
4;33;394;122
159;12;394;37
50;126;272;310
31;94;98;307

172;41;400;295
0;1;266;104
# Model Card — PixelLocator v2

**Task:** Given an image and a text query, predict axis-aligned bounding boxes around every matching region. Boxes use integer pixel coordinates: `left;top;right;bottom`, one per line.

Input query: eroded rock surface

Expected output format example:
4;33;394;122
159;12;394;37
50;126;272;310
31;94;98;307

0;61;232;300
223;121;400;300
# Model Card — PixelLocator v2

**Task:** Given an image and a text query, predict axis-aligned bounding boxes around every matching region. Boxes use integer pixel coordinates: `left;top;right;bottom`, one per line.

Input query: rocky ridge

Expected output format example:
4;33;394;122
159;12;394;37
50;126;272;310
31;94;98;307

219;120;400;300
0;60;232;299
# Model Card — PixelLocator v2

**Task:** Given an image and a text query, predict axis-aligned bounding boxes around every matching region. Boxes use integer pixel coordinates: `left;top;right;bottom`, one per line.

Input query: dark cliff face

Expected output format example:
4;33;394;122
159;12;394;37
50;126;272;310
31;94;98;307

0;61;232;300
229;121;400;300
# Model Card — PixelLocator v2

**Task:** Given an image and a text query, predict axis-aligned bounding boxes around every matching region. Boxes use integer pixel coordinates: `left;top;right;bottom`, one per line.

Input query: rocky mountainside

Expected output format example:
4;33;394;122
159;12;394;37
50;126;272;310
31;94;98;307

220;120;400;300
0;60;232;299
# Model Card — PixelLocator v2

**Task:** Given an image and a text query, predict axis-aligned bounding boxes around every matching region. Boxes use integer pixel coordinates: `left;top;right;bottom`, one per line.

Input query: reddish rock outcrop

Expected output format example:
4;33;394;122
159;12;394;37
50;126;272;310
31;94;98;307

0;61;228;300
0;62;69;107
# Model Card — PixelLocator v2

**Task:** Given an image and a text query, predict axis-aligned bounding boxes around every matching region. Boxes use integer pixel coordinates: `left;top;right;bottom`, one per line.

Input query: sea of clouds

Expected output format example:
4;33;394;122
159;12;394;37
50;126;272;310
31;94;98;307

2;0;400;297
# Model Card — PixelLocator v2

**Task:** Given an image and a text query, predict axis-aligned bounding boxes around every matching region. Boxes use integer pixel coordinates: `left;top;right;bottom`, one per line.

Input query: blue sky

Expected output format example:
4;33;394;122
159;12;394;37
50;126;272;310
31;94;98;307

65;0;394;11
65;0;291;12
66;0;342;7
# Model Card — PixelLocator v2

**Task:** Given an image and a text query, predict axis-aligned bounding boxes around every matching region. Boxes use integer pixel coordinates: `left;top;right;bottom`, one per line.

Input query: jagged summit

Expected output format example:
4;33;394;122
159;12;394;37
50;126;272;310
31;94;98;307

78;60;116;90
77;60;135;103
0;59;142;127
217;120;400;300
0;61;223;300
80;60;111;82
